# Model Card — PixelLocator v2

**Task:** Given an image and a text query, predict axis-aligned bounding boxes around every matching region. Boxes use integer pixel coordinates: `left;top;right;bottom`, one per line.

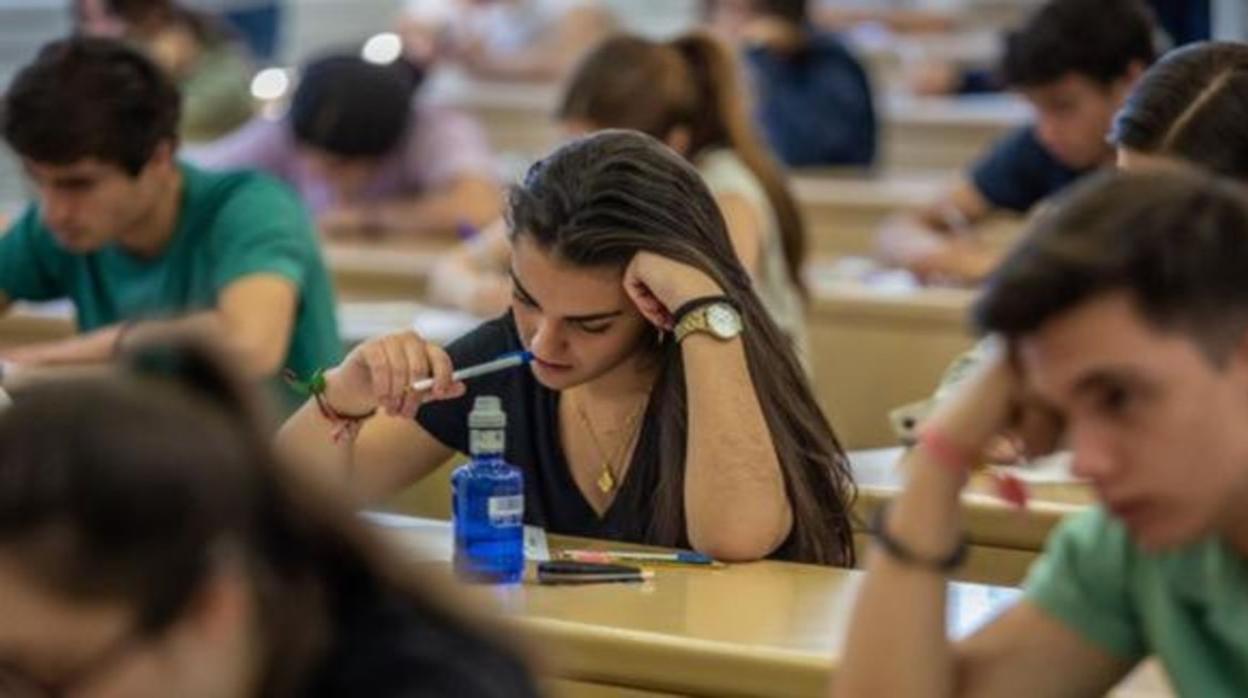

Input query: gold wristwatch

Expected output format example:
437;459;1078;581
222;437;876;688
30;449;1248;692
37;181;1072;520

673;298;743;343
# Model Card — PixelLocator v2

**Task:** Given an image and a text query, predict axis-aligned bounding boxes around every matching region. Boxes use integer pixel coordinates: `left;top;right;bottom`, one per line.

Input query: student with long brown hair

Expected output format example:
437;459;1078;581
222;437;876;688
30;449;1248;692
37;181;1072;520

1112;40;1248;180
429;31;812;363
280;130;855;566
0;340;539;697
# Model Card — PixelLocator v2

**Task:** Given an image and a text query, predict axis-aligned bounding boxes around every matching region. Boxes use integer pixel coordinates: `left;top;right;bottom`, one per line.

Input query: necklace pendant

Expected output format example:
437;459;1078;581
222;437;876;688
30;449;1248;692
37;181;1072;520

596;466;615;494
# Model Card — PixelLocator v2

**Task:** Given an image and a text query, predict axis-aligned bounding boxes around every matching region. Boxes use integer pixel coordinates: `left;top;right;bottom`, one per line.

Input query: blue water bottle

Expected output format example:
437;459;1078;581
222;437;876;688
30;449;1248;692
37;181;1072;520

452;396;524;583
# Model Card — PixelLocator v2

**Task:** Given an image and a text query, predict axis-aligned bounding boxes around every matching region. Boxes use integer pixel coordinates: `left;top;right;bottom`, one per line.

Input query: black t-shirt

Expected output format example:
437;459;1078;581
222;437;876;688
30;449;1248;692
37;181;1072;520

305;572;540;698
416;315;677;547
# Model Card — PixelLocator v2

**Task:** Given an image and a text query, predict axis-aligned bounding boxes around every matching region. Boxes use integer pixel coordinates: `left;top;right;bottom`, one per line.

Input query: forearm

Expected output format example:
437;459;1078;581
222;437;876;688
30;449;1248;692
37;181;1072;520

276;394;358;488
126;311;288;377
681;334;791;560
836;455;965;697
1;325;122;366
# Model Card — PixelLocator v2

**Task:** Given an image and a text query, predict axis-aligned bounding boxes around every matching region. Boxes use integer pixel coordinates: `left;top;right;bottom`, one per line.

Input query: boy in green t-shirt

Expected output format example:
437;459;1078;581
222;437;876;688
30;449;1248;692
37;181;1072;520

837;170;1248;697
0;37;341;409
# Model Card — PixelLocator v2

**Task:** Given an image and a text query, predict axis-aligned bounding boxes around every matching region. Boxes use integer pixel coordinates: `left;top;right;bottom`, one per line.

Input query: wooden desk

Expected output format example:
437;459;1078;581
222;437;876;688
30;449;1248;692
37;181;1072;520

807;281;977;450
324;239;453;300
793;172;1023;259
0;301;75;346
374;515;1170;698
880;93;1029;171
849;447;1094;586
421;68;560;159
420;67;1030;173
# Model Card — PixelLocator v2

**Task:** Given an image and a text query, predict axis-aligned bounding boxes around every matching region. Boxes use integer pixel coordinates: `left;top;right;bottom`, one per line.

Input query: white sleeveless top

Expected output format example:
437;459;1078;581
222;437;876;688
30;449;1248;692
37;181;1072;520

697;148;811;372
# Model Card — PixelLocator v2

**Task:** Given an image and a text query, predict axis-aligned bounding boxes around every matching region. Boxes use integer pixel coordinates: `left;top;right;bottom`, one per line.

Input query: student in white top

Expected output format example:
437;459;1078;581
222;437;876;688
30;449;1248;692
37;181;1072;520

428;32;812;366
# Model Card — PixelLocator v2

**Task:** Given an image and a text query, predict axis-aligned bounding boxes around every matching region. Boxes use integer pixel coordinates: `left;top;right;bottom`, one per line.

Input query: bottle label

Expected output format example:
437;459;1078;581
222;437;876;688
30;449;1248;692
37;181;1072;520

471;428;505;455
488;495;523;527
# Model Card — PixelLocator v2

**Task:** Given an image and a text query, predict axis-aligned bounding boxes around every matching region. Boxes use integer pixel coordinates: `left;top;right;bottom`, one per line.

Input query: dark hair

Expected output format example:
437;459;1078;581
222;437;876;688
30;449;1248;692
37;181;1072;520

1;37;180;176
508;130;855;565
1111;41;1248;181
558;32;809;296
290;53;421;159
974;169;1248;364
1001;0;1157;88
749;0;808;24
0;341;533;696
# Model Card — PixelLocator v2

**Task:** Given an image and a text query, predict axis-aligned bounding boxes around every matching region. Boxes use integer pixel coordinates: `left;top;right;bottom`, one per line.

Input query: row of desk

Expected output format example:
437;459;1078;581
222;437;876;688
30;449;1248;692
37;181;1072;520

0;227;984;451
375;512;1171;698
421;68;1030;173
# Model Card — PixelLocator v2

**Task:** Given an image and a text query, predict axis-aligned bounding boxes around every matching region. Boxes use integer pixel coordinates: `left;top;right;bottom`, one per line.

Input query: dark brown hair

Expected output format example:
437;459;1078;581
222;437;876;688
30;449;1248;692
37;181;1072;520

0;341;535;696
2;37;180;176
1001;0;1156;88
558;32;809;296
508;130;855;565
975;169;1248;365
1111;41;1248;181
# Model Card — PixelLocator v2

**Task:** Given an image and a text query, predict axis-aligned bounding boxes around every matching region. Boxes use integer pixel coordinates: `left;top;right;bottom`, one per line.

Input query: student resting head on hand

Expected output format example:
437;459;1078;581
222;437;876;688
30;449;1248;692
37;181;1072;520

279;129;856;566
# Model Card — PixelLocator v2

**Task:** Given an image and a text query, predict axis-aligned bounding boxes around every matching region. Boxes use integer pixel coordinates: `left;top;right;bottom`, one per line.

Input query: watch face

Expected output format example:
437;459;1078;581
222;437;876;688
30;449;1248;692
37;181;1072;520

706;303;742;338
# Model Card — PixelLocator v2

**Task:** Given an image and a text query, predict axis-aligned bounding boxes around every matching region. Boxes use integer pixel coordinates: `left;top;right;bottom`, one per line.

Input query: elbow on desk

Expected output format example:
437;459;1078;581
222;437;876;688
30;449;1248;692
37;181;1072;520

687;516;791;563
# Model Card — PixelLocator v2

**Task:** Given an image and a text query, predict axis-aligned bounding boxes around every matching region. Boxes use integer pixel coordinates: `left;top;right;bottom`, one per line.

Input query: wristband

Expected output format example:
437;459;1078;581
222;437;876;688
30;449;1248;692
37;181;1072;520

870;502;968;572
916;424;980;474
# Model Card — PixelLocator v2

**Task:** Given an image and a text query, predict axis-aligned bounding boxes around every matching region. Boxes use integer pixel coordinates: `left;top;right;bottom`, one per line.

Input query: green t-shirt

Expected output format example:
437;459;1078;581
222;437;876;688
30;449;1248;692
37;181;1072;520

1025;507;1248;696
0;162;342;410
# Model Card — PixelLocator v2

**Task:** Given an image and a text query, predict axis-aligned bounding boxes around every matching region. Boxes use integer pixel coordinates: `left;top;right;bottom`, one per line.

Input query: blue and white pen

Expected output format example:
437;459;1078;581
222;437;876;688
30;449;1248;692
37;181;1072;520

411;350;533;392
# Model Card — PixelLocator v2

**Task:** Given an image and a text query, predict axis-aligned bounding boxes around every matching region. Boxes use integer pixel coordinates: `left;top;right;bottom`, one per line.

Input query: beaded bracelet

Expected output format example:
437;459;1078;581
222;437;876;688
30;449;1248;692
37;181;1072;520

285;369;377;443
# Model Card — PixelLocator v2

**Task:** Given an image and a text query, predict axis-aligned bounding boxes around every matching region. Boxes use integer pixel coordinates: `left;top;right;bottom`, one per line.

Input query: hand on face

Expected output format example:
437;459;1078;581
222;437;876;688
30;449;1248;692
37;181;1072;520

326;331;466;419
622;252;723;330
925;341;1063;462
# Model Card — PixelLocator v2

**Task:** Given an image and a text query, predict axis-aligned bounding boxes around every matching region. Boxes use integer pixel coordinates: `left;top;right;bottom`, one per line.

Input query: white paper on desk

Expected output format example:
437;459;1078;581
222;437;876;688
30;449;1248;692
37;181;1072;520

363;512;550;562
338;301;482;346
990;451;1082;484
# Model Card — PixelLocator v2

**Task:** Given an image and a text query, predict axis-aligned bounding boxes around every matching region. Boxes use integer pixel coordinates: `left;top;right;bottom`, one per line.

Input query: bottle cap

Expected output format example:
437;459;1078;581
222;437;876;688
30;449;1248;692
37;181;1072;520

469;395;506;430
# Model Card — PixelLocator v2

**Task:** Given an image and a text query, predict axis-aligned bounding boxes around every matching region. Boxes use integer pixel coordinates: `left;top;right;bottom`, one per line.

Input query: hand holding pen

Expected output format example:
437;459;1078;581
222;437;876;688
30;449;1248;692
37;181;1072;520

324;329;533;421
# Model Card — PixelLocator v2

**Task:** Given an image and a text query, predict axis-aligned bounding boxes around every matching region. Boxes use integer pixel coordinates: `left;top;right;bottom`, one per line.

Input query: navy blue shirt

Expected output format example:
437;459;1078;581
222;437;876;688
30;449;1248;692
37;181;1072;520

970;126;1090;213
1146;0;1211;46
744;31;877;167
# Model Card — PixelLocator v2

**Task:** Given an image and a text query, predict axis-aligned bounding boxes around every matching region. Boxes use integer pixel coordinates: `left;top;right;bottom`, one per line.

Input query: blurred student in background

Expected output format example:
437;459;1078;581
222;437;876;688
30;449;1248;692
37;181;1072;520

705;0;877;168
877;0;1156;285
400;0;615;82
75;0;255;142
0;340;540;697
189;52;500;238
902;40;1248;468
0;38;340;412
187;0;285;61
430;32;812;364
1112;41;1248;181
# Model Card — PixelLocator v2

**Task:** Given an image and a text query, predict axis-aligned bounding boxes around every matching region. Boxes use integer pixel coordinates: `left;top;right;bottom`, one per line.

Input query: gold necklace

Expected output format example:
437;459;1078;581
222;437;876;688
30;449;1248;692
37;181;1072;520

572;394;648;495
